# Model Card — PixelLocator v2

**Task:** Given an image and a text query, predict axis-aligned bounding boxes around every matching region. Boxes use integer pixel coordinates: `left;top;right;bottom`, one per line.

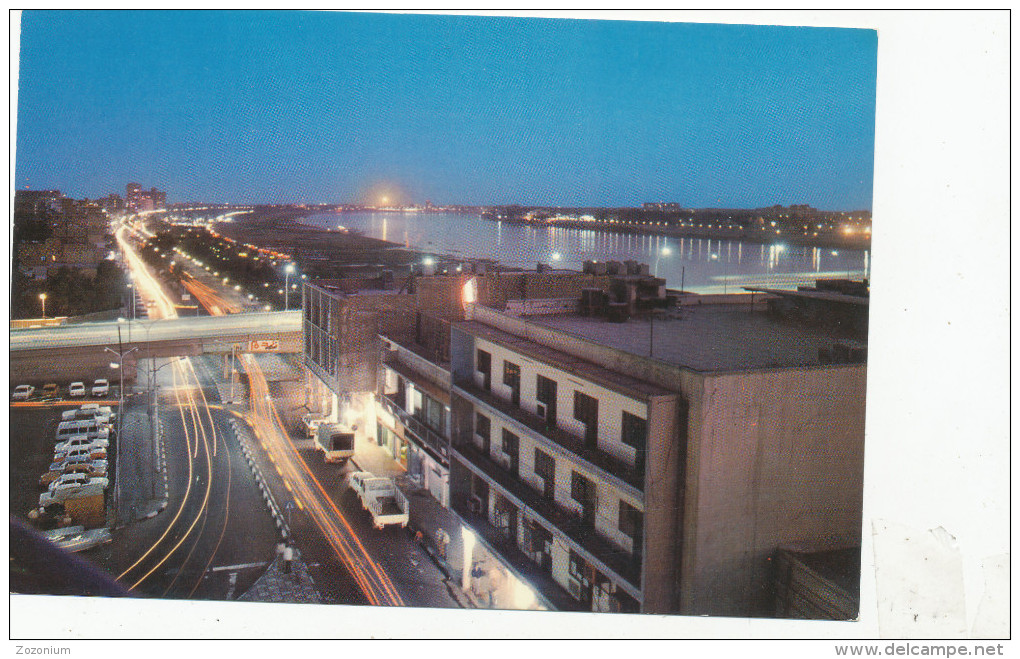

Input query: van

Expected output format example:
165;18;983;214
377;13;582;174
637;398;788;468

60;407;114;424
55;419;112;442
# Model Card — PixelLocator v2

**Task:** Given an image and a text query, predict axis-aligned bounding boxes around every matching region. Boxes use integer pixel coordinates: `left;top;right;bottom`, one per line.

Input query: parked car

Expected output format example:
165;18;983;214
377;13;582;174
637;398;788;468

68;382;86;398
56;420;113;443
91;379;110;397
61;407;114;424
55;435;109;455
53;445;107;463
53;527;112;553
39;461;107;488
40;383;59;399
39;479;106;508
12;384;35;401
46;472;109;493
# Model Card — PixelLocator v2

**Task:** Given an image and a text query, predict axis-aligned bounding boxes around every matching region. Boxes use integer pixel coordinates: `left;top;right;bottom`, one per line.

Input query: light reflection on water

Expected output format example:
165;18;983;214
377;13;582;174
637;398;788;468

305;211;870;294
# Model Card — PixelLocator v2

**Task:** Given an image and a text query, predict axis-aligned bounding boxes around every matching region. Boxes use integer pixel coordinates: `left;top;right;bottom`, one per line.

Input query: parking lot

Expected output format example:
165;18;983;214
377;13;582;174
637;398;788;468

9;396;119;530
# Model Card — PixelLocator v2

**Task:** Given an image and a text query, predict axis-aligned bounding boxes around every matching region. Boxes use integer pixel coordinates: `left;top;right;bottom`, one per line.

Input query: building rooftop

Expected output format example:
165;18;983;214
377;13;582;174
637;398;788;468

529;301;867;373
458;320;673;400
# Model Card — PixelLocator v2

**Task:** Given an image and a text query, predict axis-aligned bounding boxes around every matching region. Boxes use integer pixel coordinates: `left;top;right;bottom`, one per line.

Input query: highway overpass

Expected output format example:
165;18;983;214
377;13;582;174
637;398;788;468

9;311;301;385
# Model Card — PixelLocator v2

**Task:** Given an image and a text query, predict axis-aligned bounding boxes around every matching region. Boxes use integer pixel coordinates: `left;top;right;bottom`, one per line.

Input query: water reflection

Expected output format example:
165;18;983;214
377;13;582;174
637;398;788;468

305;211;870;294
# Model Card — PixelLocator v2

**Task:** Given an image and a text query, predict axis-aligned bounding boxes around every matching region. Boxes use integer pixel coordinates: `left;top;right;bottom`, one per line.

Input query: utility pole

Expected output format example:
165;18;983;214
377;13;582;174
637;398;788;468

229;344;237;404
105;325;137;526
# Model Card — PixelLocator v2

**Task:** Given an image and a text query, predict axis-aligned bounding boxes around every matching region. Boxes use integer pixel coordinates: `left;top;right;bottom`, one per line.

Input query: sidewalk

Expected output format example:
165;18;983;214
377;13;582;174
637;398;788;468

350;440;474;608
237;546;321;604
111;388;168;529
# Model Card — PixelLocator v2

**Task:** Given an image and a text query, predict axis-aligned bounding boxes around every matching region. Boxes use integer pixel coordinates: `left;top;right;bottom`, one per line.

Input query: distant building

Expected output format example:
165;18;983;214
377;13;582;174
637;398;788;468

124;183;165;211
99;193;124;213
14;189;62;216
125;183;142;211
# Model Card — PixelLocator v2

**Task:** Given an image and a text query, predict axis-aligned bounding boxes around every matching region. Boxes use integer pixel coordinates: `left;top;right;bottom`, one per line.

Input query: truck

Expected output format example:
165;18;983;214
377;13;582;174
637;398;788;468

314;423;356;464
348;471;409;530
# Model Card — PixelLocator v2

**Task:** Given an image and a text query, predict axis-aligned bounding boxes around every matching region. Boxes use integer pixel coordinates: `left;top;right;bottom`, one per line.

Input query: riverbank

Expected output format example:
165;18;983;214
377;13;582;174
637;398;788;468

214;209;425;278
486;216;872;251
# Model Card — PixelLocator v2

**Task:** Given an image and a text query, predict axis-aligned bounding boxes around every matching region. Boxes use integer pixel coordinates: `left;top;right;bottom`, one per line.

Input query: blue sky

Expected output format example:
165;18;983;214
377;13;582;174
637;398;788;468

14;11;877;209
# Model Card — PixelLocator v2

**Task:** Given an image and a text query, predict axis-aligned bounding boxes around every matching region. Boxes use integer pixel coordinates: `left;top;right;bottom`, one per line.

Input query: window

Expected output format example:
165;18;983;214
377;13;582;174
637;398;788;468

618;500;642;540
621;411;647;473
536;375;557;425
501;429;520;477
475;412;491;453
420;394;446;435
503;361;521;406
573;391;599;447
534;449;555;500
477;349;491;390
571;471;596;525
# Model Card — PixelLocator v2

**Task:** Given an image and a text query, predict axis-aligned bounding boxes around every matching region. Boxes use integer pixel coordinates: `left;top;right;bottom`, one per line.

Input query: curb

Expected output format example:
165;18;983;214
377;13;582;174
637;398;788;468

229;416;291;541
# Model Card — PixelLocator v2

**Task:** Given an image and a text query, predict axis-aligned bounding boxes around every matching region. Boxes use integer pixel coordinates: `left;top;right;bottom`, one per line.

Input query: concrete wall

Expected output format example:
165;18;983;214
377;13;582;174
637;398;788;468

680;364;867;617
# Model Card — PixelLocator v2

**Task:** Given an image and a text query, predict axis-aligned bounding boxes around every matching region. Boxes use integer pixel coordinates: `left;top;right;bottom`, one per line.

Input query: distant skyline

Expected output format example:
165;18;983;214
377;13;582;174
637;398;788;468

14;11;877;210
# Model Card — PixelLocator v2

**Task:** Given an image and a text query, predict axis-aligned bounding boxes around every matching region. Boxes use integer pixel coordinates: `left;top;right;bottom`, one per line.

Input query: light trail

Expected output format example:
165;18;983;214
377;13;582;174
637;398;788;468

113;225;228;596
241;355;404;606
119;221;404;606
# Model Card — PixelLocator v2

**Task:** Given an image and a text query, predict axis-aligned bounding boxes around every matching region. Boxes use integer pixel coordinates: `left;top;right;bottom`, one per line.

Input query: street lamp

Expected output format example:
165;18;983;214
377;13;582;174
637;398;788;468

38;292;47;319
284;263;296;310
105;330;138;526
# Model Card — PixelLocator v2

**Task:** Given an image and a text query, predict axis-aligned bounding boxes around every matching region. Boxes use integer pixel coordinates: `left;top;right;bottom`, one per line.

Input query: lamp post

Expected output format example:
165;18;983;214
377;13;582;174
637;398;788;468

38;292;47;319
284;263;296;311
105;326;138;526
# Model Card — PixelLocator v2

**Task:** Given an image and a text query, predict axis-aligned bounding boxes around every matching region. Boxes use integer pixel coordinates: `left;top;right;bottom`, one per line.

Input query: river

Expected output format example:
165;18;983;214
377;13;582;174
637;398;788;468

304;210;870;294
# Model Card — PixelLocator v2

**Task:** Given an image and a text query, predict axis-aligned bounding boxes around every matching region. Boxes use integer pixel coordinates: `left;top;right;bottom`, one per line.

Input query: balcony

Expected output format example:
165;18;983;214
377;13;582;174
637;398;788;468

454;379;644;494
450;492;586;613
452;442;642;592
379;393;449;463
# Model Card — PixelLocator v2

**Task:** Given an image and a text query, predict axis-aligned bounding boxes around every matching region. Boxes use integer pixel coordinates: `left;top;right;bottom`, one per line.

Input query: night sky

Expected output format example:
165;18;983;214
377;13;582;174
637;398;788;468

14;11;877;209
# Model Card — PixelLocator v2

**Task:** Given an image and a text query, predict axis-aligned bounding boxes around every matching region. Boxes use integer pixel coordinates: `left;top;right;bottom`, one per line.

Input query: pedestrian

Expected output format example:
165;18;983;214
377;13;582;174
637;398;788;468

283;545;293;574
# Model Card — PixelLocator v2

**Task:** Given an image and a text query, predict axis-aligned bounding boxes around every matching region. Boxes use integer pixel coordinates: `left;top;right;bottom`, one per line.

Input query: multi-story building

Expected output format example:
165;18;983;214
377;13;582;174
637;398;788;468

446;290;867;616
124;183;165;211
125;183;142;211
300;262;866;617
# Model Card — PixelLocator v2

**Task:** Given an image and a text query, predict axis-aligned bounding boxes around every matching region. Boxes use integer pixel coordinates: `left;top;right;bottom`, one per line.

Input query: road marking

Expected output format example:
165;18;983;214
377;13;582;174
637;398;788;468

210;561;267;573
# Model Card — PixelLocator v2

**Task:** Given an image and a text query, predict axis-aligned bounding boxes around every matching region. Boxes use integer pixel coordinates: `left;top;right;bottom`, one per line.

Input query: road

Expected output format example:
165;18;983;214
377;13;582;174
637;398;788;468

76;221;282;600
72;214;461;608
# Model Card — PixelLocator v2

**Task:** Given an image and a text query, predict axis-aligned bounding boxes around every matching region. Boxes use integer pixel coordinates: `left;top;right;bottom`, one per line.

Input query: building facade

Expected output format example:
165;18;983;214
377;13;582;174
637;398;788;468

445;297;866;616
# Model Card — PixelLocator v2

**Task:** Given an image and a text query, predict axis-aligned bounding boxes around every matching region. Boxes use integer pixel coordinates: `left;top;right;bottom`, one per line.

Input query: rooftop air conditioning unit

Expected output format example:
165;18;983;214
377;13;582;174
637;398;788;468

567;577;582;599
468;494;484;515
536;403;548;420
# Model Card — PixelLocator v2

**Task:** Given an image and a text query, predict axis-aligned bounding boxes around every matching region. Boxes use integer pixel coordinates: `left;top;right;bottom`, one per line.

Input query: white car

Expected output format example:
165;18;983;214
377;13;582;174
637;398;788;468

48;472;109;493
55;435;109;454
91;379;110;397
68;382;87;398
12;384;35;401
39;479;107;508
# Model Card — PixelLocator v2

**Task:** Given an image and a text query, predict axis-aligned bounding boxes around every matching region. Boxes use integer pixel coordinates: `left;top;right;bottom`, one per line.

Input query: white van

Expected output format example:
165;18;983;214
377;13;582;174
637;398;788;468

55;419;112;442
60;407;114;424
